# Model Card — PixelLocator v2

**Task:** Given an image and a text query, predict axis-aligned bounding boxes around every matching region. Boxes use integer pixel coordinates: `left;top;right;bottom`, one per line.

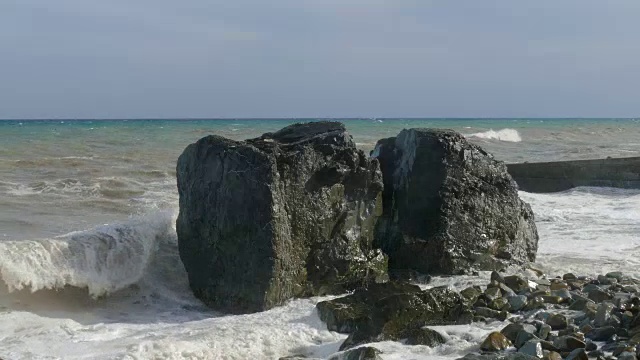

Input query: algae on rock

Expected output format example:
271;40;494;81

176;122;387;313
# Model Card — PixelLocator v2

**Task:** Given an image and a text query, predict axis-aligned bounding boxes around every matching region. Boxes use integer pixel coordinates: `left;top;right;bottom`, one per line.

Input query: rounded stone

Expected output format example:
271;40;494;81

507;295;528;312
515;330;539;349
519;340;543;358
546;314;568;330
480;331;512;352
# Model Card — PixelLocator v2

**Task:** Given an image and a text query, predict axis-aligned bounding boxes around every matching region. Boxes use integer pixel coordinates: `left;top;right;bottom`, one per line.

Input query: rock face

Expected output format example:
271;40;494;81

373;129;538;275
316;282;473;350
176;122;387;313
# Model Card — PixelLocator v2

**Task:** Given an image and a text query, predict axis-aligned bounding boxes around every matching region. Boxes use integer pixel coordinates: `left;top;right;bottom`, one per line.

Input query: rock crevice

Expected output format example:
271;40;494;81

373;128;539;275
176;122;387;313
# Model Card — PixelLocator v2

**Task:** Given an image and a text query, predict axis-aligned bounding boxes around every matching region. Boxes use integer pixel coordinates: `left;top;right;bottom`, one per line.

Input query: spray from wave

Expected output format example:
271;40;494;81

0;212;175;297
467;128;522;142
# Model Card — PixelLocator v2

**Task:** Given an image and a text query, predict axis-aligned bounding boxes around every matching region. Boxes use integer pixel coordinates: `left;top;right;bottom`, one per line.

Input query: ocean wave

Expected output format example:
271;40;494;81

0;212;175;297
4;177;151;199
5;178;99;197
467;128;522;142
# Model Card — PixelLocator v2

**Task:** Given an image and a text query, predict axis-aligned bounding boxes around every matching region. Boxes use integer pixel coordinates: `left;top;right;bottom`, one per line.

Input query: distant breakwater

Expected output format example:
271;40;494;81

507;156;640;193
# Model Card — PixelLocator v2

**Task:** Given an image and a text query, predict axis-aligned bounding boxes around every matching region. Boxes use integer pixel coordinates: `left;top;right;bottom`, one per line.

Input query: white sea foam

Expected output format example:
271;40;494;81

0;187;638;359
0;212;173;297
521;187;640;278
467;128;522;142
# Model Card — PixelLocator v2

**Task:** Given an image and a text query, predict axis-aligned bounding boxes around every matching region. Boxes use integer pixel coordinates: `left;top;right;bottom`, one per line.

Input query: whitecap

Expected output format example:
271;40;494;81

467;128;522;142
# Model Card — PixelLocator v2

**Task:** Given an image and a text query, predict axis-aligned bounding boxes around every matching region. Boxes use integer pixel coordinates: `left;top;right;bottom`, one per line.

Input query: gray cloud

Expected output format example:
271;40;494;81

1;0;639;118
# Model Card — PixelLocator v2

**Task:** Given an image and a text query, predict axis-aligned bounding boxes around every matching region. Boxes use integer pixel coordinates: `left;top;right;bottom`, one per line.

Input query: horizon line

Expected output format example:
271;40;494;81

1;117;639;121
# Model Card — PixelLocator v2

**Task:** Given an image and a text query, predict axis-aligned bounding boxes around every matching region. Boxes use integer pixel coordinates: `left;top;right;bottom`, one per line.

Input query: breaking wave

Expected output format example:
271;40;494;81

0;212;175;297
467;128;522;142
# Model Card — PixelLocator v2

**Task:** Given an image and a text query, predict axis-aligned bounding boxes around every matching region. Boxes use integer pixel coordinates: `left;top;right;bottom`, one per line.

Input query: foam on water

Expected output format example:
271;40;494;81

0;187;637;359
1;119;640;359
521;187;640;278
467;128;522;142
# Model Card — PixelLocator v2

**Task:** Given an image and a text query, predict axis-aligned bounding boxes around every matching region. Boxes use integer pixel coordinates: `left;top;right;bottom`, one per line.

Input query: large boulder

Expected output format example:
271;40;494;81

373;129;538;275
176;122;387;313
316;282;473;350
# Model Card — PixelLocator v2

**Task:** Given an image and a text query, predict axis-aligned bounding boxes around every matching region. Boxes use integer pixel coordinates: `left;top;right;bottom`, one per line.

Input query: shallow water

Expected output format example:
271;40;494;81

1;119;639;359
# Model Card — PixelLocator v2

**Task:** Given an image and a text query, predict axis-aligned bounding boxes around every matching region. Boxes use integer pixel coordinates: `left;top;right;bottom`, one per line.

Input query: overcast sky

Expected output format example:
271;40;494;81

1;1;639;119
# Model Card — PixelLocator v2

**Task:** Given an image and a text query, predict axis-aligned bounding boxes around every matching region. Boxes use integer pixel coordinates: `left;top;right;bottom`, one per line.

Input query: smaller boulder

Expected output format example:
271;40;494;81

515;331;539;349
328;347;382;360
501;323;537;343
316;282;472;350
518;340;543;358
546;314;568;330
481;332;512;352
507;295;528;312
504;276;530;293
403;327;447;346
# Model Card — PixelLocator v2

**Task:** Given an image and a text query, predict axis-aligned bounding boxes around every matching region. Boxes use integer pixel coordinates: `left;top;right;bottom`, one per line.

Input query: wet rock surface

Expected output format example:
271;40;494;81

177;122;387;313
373;128;538;275
459;271;640;360
313;269;640;359
316;281;472;350
327;347;383;360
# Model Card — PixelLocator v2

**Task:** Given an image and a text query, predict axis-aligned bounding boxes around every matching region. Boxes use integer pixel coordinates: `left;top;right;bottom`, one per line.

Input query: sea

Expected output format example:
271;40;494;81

1;118;640;359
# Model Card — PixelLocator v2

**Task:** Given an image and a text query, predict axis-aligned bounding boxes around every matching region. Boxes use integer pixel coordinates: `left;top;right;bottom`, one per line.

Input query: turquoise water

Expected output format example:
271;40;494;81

3;117;640;159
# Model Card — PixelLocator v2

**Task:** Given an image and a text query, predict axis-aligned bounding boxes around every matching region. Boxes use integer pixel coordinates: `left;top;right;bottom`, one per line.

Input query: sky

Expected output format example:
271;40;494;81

1;0;639;119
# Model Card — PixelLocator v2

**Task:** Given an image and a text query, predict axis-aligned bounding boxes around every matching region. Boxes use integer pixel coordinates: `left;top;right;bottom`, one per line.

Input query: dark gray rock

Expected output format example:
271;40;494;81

461;286;483;303
475;307;508;321
543;351;562;360
546;314;568;330
502;323;537;343
176;122;387;313
485;287;503;301
328;347;382;360
584;341;597;351
373;129;539;275
606;271;625;281
518;340;543;358
587;349;604;358
586;326;617;341
598;274;618;285
507;295;528;312
553;336;585;352
618;351;638;360
492;271;505;283
403;327;447;346
588;287;613;303
316;282;472;350
504;276;530;294
568;298;594;311
564;348;588;360
515;331;539;349
563;273;578;280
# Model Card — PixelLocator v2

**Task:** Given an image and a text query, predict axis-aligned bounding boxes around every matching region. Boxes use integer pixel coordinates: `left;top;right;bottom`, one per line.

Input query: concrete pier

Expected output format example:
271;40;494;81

506;157;640;193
